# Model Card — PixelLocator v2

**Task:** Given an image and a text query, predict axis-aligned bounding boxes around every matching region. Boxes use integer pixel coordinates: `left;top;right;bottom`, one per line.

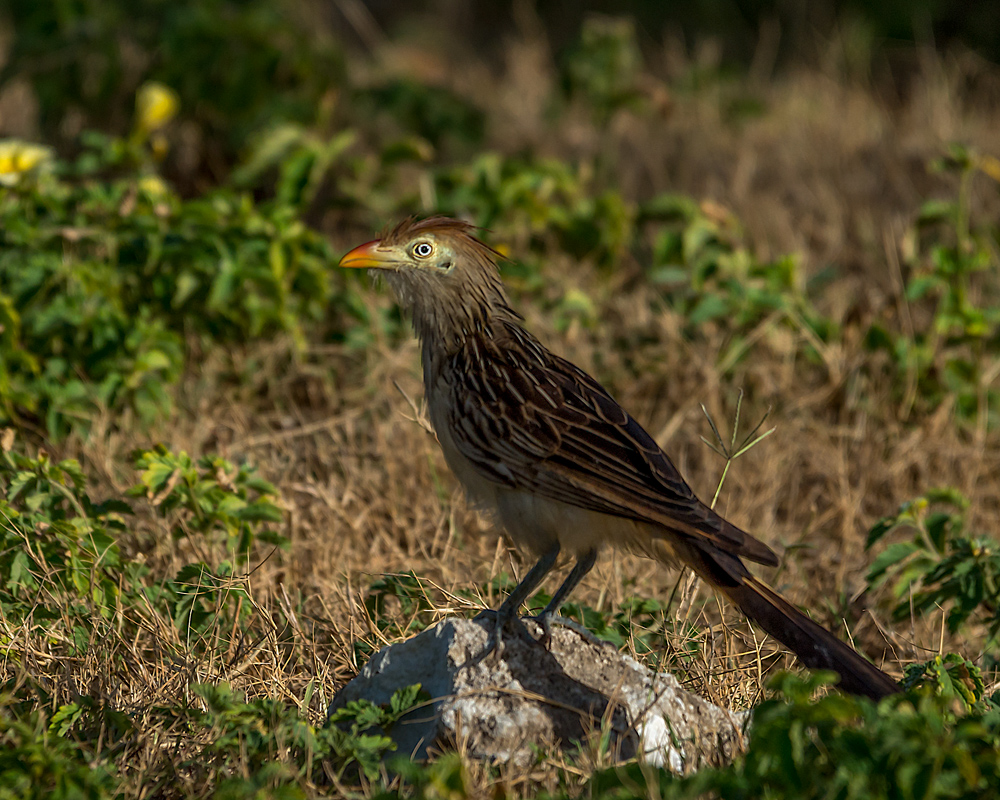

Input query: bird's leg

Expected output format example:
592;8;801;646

475;544;560;660
529;548;597;648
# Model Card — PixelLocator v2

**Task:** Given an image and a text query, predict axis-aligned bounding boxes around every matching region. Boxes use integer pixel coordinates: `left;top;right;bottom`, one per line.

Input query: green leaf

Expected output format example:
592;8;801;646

49;703;84;737
389;684;424;717
687;294;730;325
236;502;283;523
867;541;922;586
906;274;944;301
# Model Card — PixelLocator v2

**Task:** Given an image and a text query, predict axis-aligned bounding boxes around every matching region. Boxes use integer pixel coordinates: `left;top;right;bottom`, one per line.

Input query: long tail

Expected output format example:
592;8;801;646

719;575;900;700
674;541;900;701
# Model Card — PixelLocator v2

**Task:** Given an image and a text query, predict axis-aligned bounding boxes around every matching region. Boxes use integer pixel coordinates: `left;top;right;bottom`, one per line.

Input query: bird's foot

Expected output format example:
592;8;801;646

472;609;505;660
524;612;607;650
524;610;556;650
472;608;532;661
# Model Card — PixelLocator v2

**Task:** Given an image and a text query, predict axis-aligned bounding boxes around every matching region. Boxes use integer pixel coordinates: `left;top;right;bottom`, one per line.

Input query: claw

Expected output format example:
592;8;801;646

473;608;538;661
524;612;607;650
530;611;555;650
487;617;506;659
474;608;514;661
472;609;503;660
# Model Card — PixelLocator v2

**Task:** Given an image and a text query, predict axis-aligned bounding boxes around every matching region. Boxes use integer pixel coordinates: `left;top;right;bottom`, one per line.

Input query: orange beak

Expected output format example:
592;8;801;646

338;239;396;269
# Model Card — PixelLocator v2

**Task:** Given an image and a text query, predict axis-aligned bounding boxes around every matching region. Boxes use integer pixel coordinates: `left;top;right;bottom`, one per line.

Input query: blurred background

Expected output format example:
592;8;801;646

3;0;1000;198
5;1;1000;149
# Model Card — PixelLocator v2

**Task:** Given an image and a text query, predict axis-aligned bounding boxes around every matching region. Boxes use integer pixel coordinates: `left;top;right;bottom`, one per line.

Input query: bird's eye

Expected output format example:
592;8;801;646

412;242;433;258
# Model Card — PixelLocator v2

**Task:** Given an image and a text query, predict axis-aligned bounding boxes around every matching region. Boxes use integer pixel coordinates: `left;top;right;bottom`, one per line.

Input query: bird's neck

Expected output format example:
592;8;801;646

385;267;518;358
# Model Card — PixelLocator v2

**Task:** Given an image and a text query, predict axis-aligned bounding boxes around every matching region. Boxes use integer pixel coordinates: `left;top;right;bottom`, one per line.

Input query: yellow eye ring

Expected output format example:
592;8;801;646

412;241;433;258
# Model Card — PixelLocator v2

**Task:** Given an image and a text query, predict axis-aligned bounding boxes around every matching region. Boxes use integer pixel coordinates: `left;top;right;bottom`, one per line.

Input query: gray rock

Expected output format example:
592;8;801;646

328;616;746;771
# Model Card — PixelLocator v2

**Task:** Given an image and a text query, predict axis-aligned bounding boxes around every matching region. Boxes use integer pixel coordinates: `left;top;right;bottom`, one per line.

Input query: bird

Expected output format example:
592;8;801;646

339;215;900;701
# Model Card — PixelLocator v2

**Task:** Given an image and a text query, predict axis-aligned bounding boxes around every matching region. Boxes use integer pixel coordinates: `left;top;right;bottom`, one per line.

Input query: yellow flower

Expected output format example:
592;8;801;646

138;175;169;198
0;140;53;186
135;82;179;135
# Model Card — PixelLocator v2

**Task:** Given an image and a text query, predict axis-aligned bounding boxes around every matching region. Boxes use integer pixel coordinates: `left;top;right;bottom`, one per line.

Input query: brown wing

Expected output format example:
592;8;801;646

443;322;778;567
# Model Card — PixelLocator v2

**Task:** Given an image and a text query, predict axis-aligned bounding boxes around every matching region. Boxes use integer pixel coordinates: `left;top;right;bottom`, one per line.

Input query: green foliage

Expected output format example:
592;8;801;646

183;683;332;789
356;80;485;152
146;560;254;644
357;572;438;658
106;681;425;794
0;132;333;437
327;683;428;782
381;752;468;800
641;193;831;351
434;153;635;268
1;0;343;162
0;701;118;800
901;654;996;712
865;144;1000;426
916;145;1000;341
131;445;286;554
586;672;1000;800
126;446;286;643
0;430;424;795
0;436;284;651
0;681;427;800
233;124;357;210
4;4;999;447
866;488;1000;653
0;435;135;627
47;695;135;753
560;16;644;119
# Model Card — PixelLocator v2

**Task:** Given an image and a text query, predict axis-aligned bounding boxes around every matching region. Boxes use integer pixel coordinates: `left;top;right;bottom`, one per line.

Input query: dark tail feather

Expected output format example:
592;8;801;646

720;576;900;701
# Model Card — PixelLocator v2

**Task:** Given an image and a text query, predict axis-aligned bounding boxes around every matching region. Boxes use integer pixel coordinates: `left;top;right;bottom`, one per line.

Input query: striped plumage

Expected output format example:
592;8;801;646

340;216;899;700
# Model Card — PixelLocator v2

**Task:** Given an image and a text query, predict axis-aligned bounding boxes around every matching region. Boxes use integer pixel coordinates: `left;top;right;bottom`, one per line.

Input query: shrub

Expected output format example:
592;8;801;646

0;135;333;437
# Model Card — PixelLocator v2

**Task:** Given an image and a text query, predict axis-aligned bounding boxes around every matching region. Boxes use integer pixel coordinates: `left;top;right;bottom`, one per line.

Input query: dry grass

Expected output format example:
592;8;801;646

4;20;1000;797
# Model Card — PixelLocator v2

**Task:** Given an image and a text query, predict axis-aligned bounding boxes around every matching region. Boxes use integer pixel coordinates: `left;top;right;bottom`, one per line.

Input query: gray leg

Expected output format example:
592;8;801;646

476;544;560;660
533;549;598;647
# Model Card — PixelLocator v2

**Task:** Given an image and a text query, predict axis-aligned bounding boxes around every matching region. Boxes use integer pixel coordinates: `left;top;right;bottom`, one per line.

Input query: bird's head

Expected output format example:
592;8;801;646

339;216;518;347
339;216;481;275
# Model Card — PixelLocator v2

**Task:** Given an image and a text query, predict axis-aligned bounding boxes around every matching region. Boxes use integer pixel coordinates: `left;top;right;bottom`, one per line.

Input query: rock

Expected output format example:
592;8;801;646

328;616;746;771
